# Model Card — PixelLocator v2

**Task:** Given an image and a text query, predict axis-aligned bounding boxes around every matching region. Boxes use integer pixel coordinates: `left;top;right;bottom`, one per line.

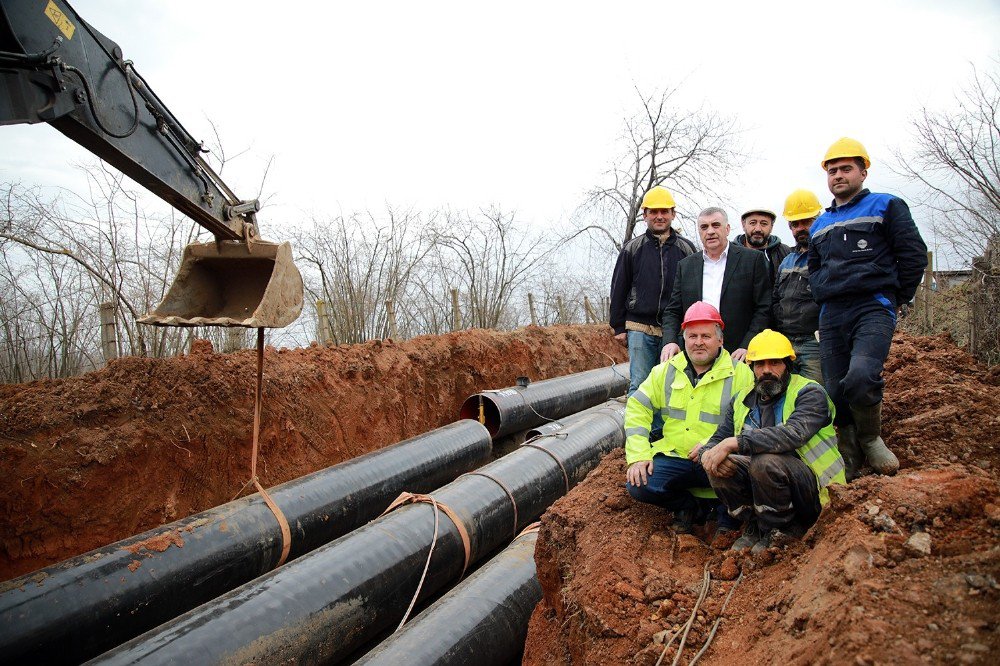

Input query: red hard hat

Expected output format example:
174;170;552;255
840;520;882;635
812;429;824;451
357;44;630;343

681;301;724;330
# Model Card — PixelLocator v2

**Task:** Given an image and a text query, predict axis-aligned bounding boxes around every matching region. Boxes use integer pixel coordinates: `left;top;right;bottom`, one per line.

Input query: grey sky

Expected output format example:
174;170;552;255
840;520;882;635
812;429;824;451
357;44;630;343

2;0;998;269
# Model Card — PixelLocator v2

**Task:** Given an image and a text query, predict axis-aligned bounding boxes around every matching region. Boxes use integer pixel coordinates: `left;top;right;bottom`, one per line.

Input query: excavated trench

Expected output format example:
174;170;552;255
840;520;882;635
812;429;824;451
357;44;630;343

0;324;627;580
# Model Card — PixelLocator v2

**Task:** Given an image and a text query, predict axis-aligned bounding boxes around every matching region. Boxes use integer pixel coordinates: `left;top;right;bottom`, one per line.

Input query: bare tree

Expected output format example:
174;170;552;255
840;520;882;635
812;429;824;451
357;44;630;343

894;58;1000;265
294;208;432;344
580;85;745;250
427;208;555;330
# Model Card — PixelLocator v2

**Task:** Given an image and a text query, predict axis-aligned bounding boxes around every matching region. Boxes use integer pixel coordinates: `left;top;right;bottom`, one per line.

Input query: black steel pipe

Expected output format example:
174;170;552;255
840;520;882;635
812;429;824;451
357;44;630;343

356;530;541;666
525;399;625;439
92;407;624;665
460;362;629;437
0;420;491;665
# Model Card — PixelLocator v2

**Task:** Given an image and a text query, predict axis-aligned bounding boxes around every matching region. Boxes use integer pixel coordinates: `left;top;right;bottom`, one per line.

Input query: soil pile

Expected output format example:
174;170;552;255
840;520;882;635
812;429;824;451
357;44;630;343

524;331;1000;665
0;324;626;580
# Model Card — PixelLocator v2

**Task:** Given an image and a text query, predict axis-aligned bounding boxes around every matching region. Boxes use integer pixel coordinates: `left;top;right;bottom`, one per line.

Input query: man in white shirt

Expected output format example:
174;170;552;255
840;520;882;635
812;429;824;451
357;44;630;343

661;207;772;363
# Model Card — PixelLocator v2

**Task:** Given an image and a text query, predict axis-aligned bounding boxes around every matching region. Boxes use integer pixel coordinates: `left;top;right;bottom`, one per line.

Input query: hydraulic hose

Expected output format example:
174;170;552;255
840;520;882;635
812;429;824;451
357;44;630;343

356;529;541;666
92;407;624;665
0;420;491;665
460;362;629;437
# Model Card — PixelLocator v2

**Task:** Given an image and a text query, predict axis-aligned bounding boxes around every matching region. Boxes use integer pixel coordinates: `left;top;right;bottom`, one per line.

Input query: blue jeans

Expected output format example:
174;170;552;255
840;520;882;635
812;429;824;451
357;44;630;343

789;336;823;384
819;295;897;425
627;330;665;431
627;454;740;529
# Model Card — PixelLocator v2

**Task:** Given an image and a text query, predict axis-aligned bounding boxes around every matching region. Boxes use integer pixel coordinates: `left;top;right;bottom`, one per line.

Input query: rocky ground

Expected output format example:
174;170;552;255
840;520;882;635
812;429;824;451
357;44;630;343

0;324;626;579
523;331;1000;665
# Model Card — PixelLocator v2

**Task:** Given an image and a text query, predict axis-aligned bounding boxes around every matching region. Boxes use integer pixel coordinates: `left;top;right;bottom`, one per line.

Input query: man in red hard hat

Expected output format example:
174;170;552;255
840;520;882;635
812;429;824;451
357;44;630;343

624;301;754;538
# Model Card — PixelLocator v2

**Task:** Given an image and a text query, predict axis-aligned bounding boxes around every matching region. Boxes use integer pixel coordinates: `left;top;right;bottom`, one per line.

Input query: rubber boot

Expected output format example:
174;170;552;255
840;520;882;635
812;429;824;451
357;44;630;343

836;424;864;481
850;402;899;476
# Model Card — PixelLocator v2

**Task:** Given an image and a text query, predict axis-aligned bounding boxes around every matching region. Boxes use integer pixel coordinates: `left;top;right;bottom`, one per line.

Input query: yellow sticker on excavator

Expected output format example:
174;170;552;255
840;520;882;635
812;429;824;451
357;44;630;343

44;1;76;40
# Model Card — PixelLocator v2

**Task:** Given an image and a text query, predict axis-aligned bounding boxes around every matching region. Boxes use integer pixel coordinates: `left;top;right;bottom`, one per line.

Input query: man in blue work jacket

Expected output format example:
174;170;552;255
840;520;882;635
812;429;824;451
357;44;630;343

808;137;928;479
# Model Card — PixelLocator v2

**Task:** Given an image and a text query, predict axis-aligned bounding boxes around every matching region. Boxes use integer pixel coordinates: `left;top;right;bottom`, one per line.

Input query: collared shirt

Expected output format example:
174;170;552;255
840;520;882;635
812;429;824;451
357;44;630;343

701;245;729;310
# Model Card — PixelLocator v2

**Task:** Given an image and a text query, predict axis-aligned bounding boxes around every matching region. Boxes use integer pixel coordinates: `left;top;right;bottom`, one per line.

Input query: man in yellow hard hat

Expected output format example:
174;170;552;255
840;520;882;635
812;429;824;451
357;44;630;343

738;208;790;284
808;138;928;479
610;185;697;425
771;190;823;383
625;302;754;537
698;329;846;553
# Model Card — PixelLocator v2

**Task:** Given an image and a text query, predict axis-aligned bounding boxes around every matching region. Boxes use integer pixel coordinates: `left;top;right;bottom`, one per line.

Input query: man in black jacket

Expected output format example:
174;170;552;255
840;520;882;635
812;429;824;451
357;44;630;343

610;186;697;402
737;208;790;284
660;207;772;363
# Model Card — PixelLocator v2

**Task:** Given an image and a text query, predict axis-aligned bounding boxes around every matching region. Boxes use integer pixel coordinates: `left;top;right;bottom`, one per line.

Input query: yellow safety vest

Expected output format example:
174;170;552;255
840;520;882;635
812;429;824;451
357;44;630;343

732;374;847;505
625;351;755;498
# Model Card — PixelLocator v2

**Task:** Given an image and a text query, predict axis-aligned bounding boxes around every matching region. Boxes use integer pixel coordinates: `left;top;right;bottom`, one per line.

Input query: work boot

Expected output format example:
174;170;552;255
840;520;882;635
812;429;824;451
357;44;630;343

836;424;863;481
850;403;899;476
672;508;695;534
731;519;763;552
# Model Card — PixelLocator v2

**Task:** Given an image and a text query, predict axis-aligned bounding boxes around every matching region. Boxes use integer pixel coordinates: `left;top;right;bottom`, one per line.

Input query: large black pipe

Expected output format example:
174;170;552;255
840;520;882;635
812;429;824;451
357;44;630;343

525;399;625;439
0;420;491;665
460;362;629;437
356;530;541;666
93;407;624;665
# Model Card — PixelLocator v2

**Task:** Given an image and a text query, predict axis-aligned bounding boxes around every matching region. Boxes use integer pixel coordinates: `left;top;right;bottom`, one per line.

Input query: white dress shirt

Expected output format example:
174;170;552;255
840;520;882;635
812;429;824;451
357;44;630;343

701;245;729;310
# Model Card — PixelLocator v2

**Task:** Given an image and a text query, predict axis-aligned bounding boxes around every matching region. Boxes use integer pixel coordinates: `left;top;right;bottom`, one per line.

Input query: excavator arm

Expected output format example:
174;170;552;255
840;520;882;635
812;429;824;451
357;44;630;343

0;0;303;328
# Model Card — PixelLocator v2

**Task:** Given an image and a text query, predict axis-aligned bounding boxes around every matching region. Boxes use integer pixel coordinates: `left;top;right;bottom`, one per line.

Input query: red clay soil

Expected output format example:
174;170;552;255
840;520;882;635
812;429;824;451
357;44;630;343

0;324;626;580
524;331;1000;665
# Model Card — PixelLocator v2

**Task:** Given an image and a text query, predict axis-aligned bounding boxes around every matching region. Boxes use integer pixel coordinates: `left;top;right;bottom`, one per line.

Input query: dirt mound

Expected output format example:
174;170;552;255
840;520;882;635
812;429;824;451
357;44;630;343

0;324;626;580
524;331;1000;665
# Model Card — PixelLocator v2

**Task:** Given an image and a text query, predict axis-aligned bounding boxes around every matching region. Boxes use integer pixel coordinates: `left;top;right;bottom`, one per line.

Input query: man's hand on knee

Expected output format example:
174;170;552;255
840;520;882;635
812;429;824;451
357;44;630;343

702;437;739;477
627;460;654;486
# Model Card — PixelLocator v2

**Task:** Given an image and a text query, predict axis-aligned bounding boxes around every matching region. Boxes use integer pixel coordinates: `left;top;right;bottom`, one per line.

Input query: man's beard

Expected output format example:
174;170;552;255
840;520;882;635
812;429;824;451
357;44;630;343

748;233;767;248
795;231;810;250
755;370;790;400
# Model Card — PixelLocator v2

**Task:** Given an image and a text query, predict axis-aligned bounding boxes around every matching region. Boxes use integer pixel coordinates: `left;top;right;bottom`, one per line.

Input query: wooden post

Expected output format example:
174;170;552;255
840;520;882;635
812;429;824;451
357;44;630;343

224;328;243;353
385;300;398;339
527;293;538;326
583;296;593;324
923;251;933;331
556;296;565;324
99;302;118;363
451;288;461;331
316;300;329;344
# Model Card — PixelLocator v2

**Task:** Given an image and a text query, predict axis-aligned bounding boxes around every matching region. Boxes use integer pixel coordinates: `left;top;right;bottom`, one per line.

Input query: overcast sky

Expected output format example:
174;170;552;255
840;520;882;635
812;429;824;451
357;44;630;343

2;0;998;270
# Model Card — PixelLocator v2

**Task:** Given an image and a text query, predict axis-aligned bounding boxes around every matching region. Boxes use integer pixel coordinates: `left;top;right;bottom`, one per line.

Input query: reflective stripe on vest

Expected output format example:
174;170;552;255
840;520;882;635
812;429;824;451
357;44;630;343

661;363;736;426
733;375;846;503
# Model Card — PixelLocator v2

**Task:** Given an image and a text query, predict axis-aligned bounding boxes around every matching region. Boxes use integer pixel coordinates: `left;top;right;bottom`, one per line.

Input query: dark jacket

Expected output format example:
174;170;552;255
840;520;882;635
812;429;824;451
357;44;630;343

734;234;791;284
661;242;772;352
609;228;696;334
703;382;831;455
772;248;820;338
808;189;928;305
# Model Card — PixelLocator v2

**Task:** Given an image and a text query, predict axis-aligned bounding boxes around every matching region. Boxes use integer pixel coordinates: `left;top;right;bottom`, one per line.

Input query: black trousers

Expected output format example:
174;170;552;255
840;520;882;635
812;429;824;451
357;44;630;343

709;453;821;533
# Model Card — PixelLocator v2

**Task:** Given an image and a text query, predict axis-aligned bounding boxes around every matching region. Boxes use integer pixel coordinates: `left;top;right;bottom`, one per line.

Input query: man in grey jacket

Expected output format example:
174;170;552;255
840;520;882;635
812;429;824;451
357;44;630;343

696;329;846;553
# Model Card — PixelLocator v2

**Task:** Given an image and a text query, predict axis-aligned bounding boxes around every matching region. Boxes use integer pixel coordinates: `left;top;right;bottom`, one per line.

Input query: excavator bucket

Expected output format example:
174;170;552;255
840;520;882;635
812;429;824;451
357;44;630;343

139;240;304;328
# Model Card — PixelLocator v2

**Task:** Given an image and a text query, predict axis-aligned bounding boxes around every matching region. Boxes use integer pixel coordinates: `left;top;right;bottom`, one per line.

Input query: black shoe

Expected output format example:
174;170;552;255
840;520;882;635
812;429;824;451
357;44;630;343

673;508;695;534
751;528;796;554
731;520;763;552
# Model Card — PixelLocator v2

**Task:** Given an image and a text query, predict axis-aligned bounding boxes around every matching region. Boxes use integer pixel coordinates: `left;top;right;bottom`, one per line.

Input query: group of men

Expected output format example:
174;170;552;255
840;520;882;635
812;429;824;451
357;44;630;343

611;137;929;552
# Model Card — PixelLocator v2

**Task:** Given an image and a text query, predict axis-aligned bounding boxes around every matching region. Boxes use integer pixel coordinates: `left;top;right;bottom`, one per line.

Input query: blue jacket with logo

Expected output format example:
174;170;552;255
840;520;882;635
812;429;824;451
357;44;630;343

807;189;927;305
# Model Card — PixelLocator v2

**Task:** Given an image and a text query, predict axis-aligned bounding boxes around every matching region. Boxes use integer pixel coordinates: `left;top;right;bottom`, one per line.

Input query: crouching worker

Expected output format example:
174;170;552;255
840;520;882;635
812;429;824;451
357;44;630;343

624;302;754;537
698;329;846;553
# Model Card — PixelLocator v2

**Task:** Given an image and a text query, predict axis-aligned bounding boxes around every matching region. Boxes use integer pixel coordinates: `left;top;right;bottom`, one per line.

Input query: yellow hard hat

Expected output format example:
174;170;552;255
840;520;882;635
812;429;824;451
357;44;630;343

822;137;871;170
641;185;676;210
746;329;796;362
782;189;823;222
